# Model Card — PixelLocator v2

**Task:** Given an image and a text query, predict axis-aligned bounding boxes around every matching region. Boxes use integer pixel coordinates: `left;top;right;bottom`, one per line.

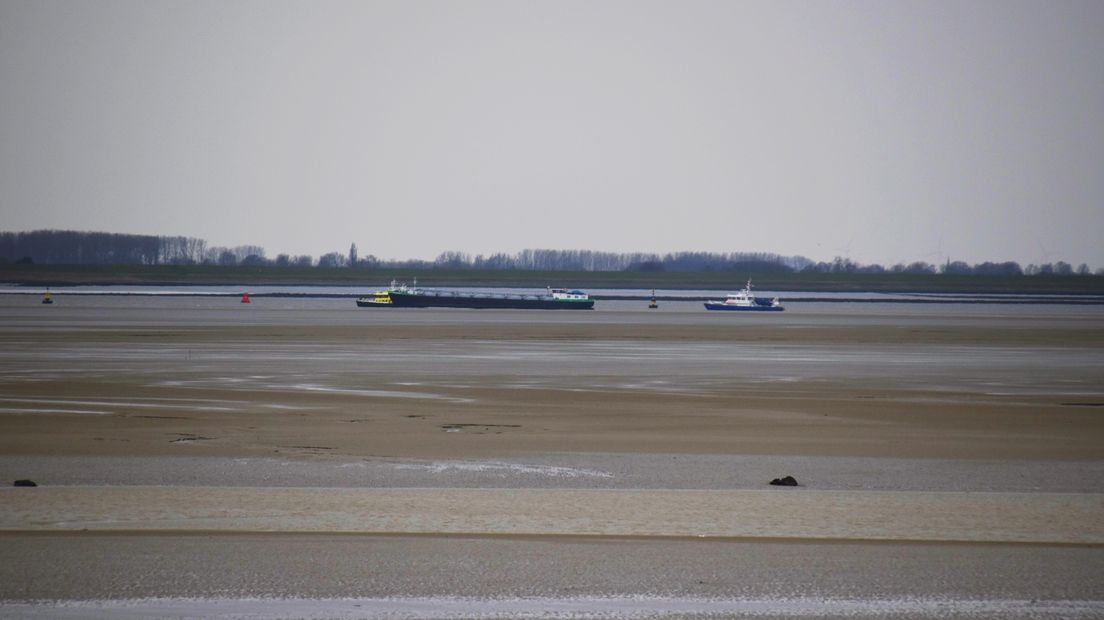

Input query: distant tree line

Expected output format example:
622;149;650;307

1;230;1099;275
0;230;285;267
424;249;813;273
800;256;1096;276
0;230;204;265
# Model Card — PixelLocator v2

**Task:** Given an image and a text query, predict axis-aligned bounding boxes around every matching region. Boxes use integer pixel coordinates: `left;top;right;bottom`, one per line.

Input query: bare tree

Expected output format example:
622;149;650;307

317;252;346;268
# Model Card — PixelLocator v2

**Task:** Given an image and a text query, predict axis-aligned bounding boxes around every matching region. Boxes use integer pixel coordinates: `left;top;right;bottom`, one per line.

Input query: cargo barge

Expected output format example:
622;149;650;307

382;285;594;309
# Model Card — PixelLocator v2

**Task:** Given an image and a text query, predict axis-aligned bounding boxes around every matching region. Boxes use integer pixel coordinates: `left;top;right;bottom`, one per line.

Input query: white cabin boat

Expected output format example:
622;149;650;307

704;280;784;312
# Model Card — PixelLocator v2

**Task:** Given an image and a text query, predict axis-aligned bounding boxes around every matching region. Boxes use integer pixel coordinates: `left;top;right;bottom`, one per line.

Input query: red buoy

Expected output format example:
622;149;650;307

241;292;251;303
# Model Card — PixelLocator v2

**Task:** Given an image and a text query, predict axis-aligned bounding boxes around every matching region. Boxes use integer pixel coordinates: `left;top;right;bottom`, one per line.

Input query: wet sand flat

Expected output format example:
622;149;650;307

1;533;1102;618
1;533;1101;618
1;298;1103;462
3;486;1102;543
1;296;1102;614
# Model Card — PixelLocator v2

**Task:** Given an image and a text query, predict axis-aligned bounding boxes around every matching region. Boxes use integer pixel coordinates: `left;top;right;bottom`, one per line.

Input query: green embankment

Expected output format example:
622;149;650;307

2;264;1103;294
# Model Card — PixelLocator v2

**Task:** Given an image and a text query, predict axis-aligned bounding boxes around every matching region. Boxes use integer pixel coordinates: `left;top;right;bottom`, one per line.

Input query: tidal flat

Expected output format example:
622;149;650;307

1;295;1102;618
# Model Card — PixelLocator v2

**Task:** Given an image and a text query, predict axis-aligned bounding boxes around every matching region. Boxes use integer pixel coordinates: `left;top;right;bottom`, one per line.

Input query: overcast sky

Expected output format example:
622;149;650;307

2;1;1102;266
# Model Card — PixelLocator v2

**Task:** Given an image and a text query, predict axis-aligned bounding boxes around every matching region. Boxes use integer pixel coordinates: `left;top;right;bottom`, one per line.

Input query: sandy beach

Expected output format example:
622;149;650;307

1;295;1102;617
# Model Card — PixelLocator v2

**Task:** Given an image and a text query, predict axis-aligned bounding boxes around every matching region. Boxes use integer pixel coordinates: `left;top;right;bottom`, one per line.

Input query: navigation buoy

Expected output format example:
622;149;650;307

241;292;251;304
648;289;658;309
41;291;53;305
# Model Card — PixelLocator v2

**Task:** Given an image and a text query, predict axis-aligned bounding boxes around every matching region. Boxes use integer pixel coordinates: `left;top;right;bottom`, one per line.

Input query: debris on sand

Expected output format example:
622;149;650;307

169;434;213;443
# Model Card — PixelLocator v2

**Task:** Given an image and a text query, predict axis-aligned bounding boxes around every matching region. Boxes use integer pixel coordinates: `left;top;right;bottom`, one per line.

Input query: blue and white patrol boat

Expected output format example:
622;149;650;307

704;280;784;312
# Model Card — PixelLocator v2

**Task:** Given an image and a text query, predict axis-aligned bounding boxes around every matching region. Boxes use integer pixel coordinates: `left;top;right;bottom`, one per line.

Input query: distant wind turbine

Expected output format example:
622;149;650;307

832;236;854;260
923;238;946;267
1033;236;1056;265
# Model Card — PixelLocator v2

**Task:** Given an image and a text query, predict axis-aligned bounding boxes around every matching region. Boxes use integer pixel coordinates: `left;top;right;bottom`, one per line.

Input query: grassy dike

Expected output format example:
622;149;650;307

2;263;1103;294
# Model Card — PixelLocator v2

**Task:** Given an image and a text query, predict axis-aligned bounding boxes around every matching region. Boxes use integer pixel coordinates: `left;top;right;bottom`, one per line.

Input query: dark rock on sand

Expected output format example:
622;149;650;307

769;476;799;486
13;479;37;487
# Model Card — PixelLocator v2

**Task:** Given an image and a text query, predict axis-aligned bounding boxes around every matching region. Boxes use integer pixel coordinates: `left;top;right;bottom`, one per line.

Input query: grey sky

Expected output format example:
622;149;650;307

2;1;1102;266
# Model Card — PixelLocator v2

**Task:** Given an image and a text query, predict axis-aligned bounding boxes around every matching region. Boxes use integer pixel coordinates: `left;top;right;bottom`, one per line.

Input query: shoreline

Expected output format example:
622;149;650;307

3;529;1101;547
3;298;1101;611
6;288;1104;303
5;453;1104;492
4;486;1102;544
4;265;1104;295
3;533;1102;617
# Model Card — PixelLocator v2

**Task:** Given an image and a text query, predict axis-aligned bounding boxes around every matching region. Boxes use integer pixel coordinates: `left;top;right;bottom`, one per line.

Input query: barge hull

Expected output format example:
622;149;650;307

704;303;784;312
388;292;593;310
